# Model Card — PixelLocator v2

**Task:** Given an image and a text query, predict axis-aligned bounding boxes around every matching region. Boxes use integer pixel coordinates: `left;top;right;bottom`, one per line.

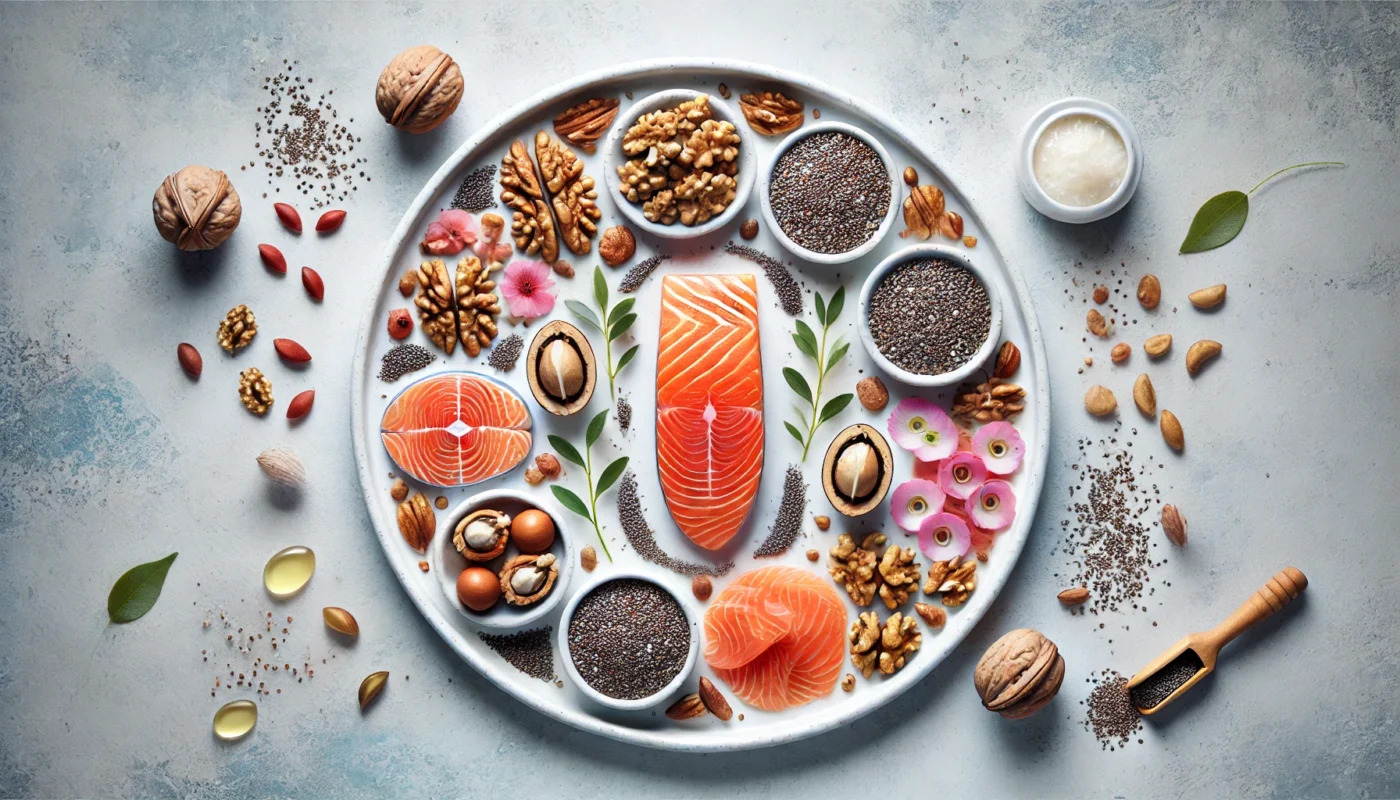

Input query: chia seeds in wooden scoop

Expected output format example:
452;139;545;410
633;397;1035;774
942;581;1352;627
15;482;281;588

1127;566;1307;715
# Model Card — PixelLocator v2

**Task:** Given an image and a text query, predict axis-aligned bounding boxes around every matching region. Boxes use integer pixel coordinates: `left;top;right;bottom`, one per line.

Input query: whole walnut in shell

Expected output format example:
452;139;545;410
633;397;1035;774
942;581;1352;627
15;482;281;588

375;45;464;133
152;165;241;251
973;628;1065;720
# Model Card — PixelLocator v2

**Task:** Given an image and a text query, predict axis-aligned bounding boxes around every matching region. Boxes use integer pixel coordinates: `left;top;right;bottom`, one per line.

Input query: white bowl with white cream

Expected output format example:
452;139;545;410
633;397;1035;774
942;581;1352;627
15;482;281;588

1017;97;1142;224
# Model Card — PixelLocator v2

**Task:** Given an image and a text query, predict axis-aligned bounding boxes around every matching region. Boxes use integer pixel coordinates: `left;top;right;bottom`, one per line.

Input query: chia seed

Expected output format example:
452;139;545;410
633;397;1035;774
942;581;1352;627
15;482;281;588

768;131;891;254
378;344;434;382
618;253;672;294
1129;649;1202;710
616;395;632;432
753;465;806;557
253;59;367;208
479;627;555;682
724;243;803;315
567;579;690;700
487;334;523;372
867;258;991;376
617;472;732;576
450;165;497;212
1082;669;1143;750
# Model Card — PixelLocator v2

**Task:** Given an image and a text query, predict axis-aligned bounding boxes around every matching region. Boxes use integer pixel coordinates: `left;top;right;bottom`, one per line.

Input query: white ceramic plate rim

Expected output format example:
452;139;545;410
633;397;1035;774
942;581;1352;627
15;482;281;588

350;58;1051;752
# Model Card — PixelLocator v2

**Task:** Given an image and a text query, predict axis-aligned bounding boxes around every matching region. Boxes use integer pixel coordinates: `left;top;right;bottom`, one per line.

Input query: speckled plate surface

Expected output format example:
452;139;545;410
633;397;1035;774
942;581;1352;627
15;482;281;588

351;59;1049;752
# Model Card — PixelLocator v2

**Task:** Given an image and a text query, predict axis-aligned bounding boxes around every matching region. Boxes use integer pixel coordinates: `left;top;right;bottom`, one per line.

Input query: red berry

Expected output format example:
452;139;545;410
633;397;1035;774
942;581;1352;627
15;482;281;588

316;210;346;233
301;267;324;301
387;309;414;339
274;202;302;233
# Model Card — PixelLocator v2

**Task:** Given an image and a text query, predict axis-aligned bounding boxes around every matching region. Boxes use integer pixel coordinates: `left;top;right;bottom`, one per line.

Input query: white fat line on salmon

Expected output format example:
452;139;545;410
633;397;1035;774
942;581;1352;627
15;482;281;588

703;399;718;499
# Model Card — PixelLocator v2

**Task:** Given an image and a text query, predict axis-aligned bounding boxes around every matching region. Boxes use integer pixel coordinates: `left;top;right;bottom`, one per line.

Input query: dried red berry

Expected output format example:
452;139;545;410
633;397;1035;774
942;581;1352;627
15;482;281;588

177;343;202;379
286;390;315;420
258;244;287;274
387;309;414;340
301;267;324;301
274;203;302;233
273;338;312;363
315;210;346;233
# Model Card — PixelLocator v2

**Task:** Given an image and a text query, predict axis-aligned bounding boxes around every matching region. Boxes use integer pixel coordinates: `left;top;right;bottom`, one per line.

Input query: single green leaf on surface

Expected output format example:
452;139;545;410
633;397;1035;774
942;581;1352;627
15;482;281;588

785;421;806;445
586;409;608;448
792;332;817;359
608;313;637;342
825;287;845;326
783;367;812;404
1179;191;1249;254
614;344;639;375
825;341;850;374
819;393;855;424
551;486;592;521
548;435;586;467
595;457;630;497
107;552;178;623
794;321;819;356
593;266;608;311
607;297;636;328
814;292;827;327
566;299;602;332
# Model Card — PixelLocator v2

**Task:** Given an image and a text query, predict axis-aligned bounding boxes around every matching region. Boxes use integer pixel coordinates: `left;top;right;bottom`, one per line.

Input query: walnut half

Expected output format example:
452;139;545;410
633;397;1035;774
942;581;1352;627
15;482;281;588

535;131;601;256
552;97;620;153
829;532;885;607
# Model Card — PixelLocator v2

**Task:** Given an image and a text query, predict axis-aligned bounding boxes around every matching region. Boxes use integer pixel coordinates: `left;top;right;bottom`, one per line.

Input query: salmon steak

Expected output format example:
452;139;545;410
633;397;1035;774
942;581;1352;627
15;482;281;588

703;566;847;711
380;371;532;487
656;274;764;551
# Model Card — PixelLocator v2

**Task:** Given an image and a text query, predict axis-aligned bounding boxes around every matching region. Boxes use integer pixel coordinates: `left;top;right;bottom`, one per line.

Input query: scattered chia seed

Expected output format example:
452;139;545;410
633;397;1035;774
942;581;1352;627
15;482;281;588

616;395;632;432
617;471;732;576
450;165;497;212
868;258;991;376
253;59;367;208
567;579;690;700
754;465;806;557
618;253;673;294
724;242;803;315
1129;649;1203;710
768;131;891;254
478;627;555;682
487;334;523;372
1082;669;1143;750
378;344;434;382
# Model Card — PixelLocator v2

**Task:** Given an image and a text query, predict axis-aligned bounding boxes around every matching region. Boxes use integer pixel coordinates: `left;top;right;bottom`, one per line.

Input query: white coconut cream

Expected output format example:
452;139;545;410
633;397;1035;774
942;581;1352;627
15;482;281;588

1032;114;1128;207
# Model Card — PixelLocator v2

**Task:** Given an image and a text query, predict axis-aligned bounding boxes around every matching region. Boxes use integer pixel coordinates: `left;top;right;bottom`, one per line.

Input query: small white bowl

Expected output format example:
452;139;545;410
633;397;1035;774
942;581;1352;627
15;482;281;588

857;244;1004;388
602;89;756;240
758;121;901;265
558;571;699;712
429;489;573;631
1017;97;1143;224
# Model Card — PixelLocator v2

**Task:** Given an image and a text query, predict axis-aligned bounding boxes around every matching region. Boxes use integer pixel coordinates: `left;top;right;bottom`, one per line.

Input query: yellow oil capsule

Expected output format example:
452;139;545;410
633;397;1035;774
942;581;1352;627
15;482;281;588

263;546;316;597
213;699;257;741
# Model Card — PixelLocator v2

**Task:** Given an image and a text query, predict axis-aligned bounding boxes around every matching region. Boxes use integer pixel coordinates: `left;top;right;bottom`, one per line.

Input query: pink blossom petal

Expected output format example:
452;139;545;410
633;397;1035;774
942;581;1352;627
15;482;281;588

887;398;958;462
971;422;1025;475
500;260;557;319
917;512;972;562
890;479;947;533
969;480;1017;530
938;452;989;500
438;210;479;243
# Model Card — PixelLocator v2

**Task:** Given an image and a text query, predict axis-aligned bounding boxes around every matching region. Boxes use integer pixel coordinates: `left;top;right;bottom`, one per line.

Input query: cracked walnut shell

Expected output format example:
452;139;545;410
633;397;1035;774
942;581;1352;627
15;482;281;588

500;553;558;606
375;45;463;133
238;367;273;415
552;97;619;153
738;91;804;136
973;628;1065;720
535;131;601;256
500;139;559;263
828;532;885;607
218;304;257;353
153;165;241;251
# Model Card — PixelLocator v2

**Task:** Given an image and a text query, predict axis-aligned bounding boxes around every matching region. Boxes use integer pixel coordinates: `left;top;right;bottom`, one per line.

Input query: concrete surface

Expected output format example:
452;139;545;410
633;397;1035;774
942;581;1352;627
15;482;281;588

1;2;1397;797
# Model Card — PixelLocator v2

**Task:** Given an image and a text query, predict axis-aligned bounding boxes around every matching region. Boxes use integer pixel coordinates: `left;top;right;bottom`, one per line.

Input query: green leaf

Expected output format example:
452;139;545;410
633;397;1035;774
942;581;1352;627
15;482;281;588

1180;190;1248;254
595;457;630;497
783;367;812;405
586;409;608;448
551;486;592;521
791;332;817;359
784;421;806;445
825;286;845;326
814;292;827;327
593;266;609;311
107;552;178;623
548;435;586;467
614;344;639;375
608;313;638;342
819;393;855;423
794;321;819;357
566;299;602;332
607;297;636;329
825;341;850;373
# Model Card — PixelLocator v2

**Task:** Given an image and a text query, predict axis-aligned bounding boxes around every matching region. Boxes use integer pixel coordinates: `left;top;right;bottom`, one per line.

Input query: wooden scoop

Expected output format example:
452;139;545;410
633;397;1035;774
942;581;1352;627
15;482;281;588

1127;566;1307;715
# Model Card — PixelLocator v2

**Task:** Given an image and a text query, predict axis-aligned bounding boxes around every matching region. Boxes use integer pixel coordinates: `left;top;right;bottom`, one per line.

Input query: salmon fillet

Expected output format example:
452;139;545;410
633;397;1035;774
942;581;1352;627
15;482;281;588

380;371;532;487
656;274;764;550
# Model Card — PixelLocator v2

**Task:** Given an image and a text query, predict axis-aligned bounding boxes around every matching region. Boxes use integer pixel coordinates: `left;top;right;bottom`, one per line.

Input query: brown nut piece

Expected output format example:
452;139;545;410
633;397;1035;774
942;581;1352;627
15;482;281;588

452;508;510;561
1057;587;1090;606
1162;504;1187;547
952;377;1026;422
414;259;458;355
1086;309;1109;338
828;532;885;607
389;479;409;502
500;139;559;263
1188;283;1227;308
847;611;881;678
903;166;919;186
579;545;598;572
217;304;258;353
535;453;562;479
1137;274;1162;309
813;515;831;531
739;218;759;240
454;255;502;357
375;45;463;133
598;226;636;266
238;367;273;415
914;602;946;628
737;91;804;135
856;376;889;411
397;492;436;553
523;466;545;485
499;553;558;606
692;574;713;602
398;271;417;297
1111;343;1131;364
973;628;1065;720
1161;409;1185;451
698;677;733;721
1133;373;1156;417
993;341;1021;379
1084;385;1117;416
899;184;945;240
552;97;620;153
922;555;977;606
877;545;921;610
1093;285;1109;304
153;165;241;251
665;693;707;720
1144;333;1173;358
1185;340;1222;376
535;131;601;257
878;612;922;675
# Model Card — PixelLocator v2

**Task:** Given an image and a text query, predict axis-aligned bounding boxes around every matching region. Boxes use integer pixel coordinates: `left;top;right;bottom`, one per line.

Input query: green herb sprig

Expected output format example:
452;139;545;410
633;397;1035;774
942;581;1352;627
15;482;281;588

1180;161;1344;254
549;409;627;563
784;288;855;461
566;267;639;402
108;552;178;623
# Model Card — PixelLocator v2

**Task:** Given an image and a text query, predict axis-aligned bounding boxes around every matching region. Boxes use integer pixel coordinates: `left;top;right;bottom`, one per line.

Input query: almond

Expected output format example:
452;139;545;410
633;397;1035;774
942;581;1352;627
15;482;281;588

665;693;707;720
257;447;306;487
1161;410;1185;451
358;671;388;710
274;338;312;363
286;389;315;420
1185;340;1222;376
856;375;888;411
258;243;287;274
274;202;302;233
1133;374;1156;417
315;209;346;233
1137;274;1161;309
1162;504;1187;547
177;342;202;379
579;545;597;572
692;574;712;602
1086;309;1109;338
1057;587;1090;606
698;677;733;721
993;341;1021;379
322;606;360;637
1084;385;1117;416
302;267;324;301
1144;333;1172;358
1110;343;1130;364
1188;283;1226;309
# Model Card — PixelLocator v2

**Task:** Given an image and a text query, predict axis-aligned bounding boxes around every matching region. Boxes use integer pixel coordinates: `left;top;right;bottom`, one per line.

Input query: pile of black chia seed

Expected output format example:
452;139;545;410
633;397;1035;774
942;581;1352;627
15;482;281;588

753;465;807;557
768;131;891;254
378;344;434;382
479;628;555;682
487;334;523;372
567;579;690;700
615;395;632;432
617;472;732;576
867;258;991;376
1082;669;1143;750
724;243;803;315
450;165;497;212
618;254;672;294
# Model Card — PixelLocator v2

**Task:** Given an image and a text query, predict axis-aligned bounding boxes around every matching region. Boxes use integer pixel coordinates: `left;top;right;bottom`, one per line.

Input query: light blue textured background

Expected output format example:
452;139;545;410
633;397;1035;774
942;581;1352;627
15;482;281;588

1;2;1397;797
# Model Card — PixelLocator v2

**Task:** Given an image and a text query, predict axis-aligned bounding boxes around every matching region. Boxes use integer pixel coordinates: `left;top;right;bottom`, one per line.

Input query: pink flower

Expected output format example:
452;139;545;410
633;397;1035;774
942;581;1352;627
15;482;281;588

937;451;988;500
971;422;1025;475
969;480;1017;531
891;479;946;533
421;209;479;255
500;260;556;319
887;398;958;462
917;512;972;562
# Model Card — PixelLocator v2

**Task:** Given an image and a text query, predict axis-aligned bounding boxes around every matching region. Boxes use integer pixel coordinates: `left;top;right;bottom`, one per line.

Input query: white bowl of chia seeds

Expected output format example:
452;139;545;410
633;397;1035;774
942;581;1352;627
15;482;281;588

857;244;1003;388
603;88;757;240
758;121;901;265
558;571;699;712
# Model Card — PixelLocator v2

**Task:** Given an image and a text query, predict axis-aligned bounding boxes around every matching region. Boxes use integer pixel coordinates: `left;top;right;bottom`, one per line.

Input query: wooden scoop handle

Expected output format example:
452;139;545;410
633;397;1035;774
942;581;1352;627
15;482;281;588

1203;566;1307;654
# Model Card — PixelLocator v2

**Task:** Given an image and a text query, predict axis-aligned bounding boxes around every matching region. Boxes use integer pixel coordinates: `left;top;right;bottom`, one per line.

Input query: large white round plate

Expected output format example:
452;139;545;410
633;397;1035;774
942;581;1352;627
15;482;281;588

352;59;1049;752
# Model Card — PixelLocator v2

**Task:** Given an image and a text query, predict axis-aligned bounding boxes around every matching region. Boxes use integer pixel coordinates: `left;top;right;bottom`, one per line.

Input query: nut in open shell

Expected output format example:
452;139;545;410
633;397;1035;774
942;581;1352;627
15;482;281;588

499;553;558;606
452;508;511;562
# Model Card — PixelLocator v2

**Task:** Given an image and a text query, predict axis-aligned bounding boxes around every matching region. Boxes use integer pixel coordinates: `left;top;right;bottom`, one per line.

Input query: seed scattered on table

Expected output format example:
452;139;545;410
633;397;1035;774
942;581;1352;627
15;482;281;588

1083;669;1143;750
619;253;673;294
768;131;891;254
724;242;803;315
487;334;523;372
867;258;991;376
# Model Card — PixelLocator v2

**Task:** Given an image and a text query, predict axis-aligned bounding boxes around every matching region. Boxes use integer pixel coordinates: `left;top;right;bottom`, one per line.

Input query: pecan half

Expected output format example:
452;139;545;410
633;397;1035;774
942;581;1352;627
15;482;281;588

738;91;804;135
552;97;619;153
396;492;436;553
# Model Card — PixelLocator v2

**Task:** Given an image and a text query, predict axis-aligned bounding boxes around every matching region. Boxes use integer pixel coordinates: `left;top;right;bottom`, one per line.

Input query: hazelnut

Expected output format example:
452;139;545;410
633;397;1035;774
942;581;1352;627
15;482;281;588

813;515;831;531
739;218;760;240
539;339;584;400
1111;343;1130;364
834;442;880;501
1093;285;1109;304
598;226;636;266
375;45;464;133
1084;385;1117;416
856;376;888;411
903;166;919;186
535;453;562;479
152;165;241;251
1137;274;1162;309
692;574;713;602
